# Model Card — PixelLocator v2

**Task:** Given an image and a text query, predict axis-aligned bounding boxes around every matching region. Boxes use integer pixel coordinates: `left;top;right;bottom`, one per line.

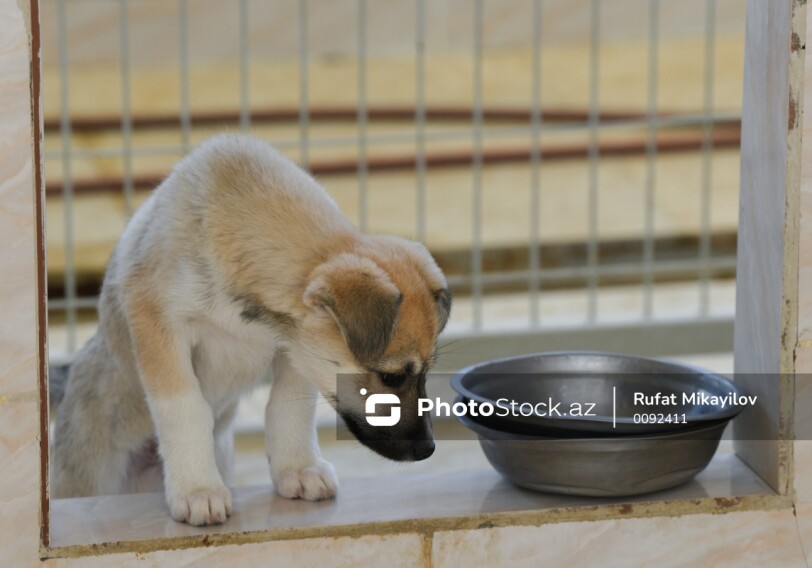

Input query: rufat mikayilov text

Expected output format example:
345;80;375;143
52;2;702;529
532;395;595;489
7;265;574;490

633;391;758;408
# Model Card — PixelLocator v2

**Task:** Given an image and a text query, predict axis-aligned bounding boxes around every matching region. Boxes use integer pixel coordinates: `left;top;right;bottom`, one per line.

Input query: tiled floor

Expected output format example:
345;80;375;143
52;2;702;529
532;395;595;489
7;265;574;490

431;508;808;568
51;446;772;549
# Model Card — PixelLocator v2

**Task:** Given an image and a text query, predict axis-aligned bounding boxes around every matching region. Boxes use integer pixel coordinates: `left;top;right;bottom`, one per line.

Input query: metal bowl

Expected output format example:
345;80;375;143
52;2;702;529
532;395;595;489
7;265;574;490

451;351;746;434
458;411;727;497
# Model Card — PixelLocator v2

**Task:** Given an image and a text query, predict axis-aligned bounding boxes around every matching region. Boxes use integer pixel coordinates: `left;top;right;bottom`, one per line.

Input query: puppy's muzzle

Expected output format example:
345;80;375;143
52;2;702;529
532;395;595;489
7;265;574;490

341;414;435;462
410;438;435;460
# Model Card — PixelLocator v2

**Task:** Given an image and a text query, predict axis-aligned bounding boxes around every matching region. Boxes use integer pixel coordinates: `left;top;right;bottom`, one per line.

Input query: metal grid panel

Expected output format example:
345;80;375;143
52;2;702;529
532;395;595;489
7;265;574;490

44;0;737;361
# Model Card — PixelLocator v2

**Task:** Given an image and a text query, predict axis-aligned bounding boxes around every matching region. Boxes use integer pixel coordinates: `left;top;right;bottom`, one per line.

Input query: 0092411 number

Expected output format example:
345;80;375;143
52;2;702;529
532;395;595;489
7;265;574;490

633;413;688;424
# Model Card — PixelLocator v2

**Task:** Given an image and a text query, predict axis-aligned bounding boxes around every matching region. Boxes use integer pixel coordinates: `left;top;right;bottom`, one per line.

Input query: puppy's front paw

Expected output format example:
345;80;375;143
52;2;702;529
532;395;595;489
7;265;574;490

273;459;338;501
167;483;233;526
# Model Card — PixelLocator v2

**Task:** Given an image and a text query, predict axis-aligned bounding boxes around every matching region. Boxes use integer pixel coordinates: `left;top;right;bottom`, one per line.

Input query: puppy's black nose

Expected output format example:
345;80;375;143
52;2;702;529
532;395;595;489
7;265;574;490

412;439;435;460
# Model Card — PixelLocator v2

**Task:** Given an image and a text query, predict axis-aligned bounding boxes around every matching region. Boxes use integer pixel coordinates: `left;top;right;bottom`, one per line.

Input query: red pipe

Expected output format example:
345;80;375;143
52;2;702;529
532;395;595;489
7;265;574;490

45;127;740;197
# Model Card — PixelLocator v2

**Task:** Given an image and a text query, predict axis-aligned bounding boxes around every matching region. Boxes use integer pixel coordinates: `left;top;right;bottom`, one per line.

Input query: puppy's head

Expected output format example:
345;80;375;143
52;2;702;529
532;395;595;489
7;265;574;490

293;237;450;462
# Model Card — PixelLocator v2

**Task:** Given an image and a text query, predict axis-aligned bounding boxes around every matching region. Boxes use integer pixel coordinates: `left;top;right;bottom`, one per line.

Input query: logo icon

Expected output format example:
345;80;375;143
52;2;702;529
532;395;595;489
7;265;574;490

360;388;401;426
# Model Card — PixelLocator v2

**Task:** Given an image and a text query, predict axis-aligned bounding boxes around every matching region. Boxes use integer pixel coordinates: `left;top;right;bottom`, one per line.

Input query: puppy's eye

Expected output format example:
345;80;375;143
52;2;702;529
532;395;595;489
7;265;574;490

378;372;408;388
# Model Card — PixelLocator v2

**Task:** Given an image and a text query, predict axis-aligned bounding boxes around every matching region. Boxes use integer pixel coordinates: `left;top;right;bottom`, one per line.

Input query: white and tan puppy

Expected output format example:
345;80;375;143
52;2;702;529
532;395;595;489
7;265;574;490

51;134;451;526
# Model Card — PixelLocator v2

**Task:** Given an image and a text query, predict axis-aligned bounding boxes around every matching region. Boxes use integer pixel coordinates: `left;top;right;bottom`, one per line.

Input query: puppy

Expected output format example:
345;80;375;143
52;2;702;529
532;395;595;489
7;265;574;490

51;134;451;526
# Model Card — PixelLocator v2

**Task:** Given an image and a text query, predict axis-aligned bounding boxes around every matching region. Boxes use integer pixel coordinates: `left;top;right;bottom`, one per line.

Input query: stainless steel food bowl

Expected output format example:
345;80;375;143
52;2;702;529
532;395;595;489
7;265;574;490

458;411;727;497
451;351;746;434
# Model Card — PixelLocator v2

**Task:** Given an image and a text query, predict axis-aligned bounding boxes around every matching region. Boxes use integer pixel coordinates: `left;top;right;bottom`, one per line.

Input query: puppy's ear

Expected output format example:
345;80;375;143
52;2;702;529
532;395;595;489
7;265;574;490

434;287;452;333
380;236;452;333
304;254;403;364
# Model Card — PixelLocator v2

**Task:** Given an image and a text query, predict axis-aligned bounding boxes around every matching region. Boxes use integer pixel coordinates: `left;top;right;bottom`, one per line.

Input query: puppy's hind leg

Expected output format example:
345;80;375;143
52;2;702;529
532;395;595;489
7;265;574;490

265;353;338;501
51;337;132;498
131;463;165;494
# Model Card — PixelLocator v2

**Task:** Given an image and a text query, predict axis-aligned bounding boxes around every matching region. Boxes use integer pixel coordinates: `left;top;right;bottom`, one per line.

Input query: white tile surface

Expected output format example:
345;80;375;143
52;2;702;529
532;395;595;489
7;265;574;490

48;534;426;568
51;450;773;550
433;509;808;568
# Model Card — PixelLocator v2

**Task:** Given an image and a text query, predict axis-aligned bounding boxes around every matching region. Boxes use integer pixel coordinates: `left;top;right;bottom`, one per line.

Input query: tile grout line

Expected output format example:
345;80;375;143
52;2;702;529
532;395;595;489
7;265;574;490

421;531;433;567
795;505;811;568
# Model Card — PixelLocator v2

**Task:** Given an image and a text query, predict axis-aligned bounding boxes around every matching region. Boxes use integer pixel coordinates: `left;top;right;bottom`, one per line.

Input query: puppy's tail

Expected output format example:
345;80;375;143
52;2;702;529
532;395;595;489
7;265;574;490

48;363;70;409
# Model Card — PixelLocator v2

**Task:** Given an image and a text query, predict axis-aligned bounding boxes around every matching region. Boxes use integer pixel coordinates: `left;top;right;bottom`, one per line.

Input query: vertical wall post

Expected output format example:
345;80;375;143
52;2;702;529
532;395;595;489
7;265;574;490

734;0;806;494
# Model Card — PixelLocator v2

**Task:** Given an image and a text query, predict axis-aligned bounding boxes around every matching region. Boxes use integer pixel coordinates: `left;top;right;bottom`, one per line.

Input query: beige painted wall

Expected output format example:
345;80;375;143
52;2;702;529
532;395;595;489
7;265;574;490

39;0;747;69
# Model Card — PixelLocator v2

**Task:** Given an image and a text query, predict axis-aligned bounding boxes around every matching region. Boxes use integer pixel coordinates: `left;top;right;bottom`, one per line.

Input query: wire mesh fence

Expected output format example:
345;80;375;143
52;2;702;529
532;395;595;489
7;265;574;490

41;0;742;362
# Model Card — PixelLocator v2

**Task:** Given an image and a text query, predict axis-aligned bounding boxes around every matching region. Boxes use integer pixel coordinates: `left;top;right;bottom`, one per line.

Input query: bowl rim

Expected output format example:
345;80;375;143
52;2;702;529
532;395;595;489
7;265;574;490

449;350;747;432
456;406;731;443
